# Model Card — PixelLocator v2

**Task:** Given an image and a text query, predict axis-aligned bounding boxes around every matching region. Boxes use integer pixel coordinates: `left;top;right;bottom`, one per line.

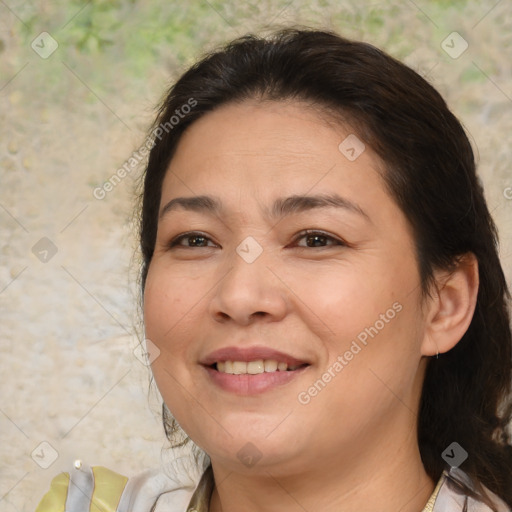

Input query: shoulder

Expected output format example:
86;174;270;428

433;468;511;512
35;459;203;512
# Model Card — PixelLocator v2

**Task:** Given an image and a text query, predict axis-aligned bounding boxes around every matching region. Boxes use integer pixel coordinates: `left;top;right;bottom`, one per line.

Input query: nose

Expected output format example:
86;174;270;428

208;243;289;326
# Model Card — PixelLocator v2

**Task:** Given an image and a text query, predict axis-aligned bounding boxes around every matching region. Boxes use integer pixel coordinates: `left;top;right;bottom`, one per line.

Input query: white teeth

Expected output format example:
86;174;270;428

215;359;299;374
232;361;247;375
264;360;278;372
247;360;264;374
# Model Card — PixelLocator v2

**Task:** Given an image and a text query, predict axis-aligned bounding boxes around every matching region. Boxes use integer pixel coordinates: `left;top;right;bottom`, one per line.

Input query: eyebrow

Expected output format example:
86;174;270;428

159;193;370;222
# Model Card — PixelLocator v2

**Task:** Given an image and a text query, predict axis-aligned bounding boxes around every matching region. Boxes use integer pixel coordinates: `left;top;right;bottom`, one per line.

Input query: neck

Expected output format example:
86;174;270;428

208;418;435;512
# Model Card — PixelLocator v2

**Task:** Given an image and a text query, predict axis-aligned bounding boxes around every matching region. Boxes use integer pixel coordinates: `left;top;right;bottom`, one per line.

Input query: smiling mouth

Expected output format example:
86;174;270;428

212;360;310;374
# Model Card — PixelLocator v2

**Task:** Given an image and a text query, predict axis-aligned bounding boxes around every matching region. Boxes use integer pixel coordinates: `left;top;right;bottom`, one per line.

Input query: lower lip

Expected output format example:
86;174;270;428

203;365;309;395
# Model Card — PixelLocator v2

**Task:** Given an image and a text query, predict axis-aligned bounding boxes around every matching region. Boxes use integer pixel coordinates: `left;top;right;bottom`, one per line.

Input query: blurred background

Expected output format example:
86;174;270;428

1;1;511;510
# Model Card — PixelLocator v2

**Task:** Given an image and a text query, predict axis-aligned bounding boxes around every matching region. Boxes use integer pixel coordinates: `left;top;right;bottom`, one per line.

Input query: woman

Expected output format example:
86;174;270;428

36;28;512;512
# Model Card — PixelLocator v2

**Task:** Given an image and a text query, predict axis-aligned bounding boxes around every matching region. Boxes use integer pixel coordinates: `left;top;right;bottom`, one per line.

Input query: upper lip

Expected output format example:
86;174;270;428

201;346;310;367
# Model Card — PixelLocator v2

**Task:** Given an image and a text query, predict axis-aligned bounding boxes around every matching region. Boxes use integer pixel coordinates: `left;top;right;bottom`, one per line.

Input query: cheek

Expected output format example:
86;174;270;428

302;304;423;436
143;261;209;379
282;260;400;344
143;268;196;419
143;268;193;395
289;257;422;389
143;262;196;342
341;302;422;401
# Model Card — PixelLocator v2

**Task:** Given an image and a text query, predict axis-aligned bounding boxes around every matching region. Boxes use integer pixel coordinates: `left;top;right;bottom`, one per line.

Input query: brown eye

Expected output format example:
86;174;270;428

293;230;345;248
168;232;216;248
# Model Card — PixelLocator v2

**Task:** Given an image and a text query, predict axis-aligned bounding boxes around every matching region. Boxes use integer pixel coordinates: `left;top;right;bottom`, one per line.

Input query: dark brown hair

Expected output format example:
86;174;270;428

139;28;512;508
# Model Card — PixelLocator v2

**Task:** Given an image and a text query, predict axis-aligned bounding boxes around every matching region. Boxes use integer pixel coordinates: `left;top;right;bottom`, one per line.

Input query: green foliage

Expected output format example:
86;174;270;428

65;0;128;53
5;0;484;100
461;66;488;84
429;0;467;7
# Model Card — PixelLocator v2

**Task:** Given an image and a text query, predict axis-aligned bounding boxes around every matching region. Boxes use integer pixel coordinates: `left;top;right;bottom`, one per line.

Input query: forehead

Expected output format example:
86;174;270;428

162;99;385;197
176;99;348;159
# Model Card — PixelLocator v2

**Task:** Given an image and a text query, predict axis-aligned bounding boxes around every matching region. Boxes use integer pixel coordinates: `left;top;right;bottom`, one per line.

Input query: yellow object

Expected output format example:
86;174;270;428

35;466;128;512
35;472;69;512
90;466;128;512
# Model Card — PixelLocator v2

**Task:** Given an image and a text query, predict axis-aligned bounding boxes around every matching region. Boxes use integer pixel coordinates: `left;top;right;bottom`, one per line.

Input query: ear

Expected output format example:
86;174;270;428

421;253;479;357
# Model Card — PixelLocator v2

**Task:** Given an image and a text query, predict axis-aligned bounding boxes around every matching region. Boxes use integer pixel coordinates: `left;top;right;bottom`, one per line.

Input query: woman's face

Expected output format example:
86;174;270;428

144;100;429;474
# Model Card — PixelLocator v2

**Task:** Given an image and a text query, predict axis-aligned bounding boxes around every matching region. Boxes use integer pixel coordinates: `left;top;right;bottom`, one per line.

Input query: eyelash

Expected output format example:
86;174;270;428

167;230;347;250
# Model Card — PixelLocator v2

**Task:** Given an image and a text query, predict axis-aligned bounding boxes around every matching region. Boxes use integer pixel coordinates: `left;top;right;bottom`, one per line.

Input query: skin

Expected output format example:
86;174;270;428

143;99;479;512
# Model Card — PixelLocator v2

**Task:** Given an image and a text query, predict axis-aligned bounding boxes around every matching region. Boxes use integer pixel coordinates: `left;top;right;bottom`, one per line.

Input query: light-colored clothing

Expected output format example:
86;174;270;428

36;459;510;512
